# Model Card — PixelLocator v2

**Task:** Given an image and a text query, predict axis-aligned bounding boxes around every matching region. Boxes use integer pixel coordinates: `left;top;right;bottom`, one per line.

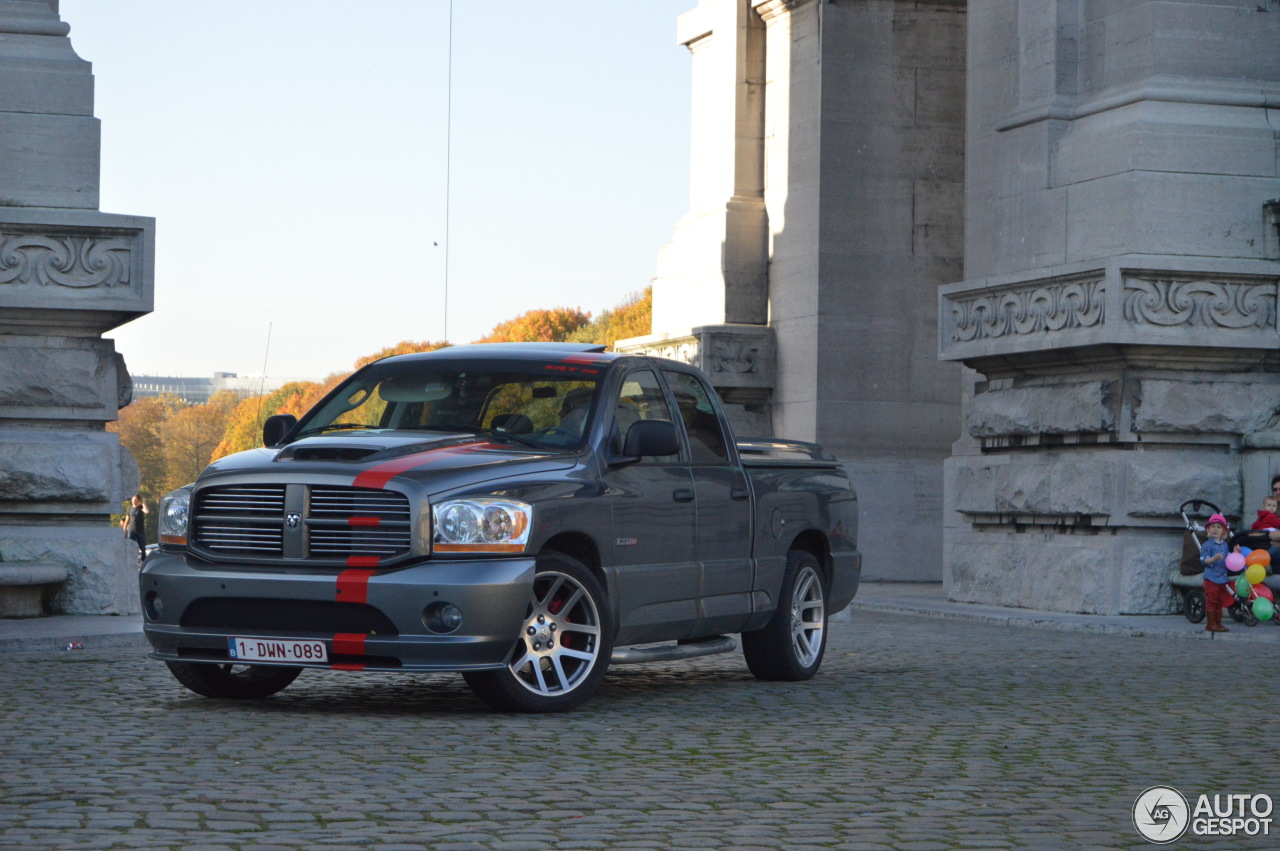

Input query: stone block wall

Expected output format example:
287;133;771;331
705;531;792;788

944;0;1280;614
0;0;153;615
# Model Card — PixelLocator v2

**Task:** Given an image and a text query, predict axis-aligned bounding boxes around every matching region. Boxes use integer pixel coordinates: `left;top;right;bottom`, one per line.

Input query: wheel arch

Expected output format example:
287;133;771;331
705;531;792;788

788;528;831;588
539;532;604;584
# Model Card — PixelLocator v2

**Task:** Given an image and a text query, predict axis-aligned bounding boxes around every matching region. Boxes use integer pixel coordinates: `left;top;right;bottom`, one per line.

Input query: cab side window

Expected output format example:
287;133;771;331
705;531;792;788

612;369;680;463
663;370;730;465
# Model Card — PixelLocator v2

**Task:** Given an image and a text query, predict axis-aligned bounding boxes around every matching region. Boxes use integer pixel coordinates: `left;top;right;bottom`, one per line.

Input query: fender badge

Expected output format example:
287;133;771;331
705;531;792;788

615;537;638;547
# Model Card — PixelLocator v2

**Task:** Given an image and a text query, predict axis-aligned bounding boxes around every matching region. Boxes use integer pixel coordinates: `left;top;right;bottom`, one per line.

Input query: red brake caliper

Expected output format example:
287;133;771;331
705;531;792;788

547;593;571;648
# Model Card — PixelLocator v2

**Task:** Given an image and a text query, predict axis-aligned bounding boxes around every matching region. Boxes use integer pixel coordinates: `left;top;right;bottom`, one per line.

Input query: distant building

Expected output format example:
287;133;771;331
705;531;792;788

130;372;300;405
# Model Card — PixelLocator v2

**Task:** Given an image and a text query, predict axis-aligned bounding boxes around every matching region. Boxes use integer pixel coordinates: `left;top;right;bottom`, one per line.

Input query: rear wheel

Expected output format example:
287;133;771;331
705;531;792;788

742;550;827;681
464;552;613;712
164;660;302;699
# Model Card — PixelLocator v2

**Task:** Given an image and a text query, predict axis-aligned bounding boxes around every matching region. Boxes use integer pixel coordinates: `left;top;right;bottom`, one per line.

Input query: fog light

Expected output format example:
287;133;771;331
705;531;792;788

424;601;463;634
145;591;164;620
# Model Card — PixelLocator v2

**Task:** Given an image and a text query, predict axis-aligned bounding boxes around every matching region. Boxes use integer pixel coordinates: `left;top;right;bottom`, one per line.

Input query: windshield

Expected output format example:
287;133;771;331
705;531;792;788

293;359;603;450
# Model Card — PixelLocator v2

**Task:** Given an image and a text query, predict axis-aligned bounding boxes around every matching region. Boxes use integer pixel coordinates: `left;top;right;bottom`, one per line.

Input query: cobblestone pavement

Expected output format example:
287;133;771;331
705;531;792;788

1;611;1275;850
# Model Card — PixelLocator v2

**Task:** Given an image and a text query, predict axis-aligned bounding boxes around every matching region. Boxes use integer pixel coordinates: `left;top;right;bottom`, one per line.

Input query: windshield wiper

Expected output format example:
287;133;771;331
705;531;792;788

402;423;542;449
293;423;377;438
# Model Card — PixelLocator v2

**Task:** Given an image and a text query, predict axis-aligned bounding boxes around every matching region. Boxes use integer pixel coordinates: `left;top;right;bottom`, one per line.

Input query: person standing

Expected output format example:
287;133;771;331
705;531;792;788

1199;513;1232;633
121;494;149;565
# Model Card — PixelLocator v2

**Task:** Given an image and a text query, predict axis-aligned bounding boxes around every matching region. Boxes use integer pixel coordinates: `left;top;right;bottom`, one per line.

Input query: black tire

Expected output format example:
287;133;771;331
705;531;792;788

1242;606;1260;627
464;552;614;713
741;550;828;681
1183;589;1206;624
164;660;302;699
1228;602;1247;623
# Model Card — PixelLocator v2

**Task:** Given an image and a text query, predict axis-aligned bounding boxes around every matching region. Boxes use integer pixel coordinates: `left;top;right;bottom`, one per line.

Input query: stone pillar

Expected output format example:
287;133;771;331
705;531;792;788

941;0;1280;613
0;0;154;614
637;0;966;582
652;0;770;331
759;0;966;581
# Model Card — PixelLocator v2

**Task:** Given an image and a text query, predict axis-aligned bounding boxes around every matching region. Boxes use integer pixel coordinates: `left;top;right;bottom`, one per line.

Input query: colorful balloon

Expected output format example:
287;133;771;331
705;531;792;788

1246;564;1266;586
1236;576;1253;599
1225;552;1246;573
1253;597;1274;621
1246;549;1271;567
1254;583;1275;602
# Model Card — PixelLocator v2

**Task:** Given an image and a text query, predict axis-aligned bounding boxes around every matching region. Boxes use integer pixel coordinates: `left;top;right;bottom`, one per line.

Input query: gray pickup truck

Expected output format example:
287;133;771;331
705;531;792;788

140;343;861;711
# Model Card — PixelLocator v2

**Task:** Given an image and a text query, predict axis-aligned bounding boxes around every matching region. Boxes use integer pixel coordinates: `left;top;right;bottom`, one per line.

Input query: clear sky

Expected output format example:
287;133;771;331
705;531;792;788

58;0;693;382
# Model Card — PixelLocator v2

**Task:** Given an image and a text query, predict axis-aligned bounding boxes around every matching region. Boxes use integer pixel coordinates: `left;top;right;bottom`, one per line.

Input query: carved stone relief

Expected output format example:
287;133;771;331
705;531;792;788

1122;277;1276;330
949;277;1104;342
0;232;134;289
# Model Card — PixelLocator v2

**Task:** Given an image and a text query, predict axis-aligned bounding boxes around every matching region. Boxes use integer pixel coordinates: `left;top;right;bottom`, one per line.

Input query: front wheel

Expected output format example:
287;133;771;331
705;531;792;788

464;552;614;712
164;660;302;699
741;550;828;681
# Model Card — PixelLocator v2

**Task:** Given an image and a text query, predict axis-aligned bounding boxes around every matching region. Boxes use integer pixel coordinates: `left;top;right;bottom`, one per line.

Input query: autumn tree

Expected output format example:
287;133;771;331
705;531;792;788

474;307;591;344
355;340;451;370
566;287;652;349
109;393;185;541
160;391;238;493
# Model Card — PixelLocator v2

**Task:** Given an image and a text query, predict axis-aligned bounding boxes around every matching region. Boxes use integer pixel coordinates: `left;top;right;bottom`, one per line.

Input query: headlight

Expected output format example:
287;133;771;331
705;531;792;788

159;485;193;546
432;498;532;553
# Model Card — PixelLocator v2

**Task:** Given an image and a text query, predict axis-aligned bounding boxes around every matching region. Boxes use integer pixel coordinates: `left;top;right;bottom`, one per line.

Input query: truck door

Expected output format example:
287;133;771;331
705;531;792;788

662;368;754;634
602;367;699;643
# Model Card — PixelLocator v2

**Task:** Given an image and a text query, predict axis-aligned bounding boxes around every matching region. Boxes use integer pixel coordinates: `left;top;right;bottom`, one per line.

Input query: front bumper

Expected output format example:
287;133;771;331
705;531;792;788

139;551;536;672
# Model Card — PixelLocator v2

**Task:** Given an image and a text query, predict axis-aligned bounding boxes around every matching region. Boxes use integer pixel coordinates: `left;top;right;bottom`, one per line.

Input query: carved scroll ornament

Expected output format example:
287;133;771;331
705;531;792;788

711;340;759;373
1122;278;1276;330
950;278;1105;342
0;233;133;289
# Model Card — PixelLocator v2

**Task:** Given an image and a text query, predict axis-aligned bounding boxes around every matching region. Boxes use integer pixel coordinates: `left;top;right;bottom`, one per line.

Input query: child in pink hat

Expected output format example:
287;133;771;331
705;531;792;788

1200;514;1232;633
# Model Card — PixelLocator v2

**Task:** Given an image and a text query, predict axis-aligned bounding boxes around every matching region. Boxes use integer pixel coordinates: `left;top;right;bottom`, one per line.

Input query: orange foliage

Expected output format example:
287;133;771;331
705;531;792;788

473;307;591;344
355;340;451;370
565;287;652;349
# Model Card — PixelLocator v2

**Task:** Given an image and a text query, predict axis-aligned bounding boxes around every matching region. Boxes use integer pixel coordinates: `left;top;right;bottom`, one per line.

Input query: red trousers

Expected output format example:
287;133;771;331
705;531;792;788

1204;580;1233;612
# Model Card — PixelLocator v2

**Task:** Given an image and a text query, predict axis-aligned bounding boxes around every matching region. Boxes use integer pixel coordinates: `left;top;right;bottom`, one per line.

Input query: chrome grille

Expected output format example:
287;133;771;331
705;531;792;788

310;487;411;520
310;528;412;555
198;485;285;515
192;486;287;556
191;484;412;562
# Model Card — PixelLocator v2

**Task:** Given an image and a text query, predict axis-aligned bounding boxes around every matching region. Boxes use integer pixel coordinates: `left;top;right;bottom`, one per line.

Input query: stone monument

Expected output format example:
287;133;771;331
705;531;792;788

622;0;966;582
0;0;154;615
939;0;1280;613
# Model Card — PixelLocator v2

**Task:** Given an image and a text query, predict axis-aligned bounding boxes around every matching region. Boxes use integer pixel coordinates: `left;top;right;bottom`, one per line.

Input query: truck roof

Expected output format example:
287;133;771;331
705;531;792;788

377;342;621;366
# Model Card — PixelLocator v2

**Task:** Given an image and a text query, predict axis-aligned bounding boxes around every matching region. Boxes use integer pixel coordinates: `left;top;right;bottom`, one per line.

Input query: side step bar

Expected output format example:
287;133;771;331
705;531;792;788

610;635;737;665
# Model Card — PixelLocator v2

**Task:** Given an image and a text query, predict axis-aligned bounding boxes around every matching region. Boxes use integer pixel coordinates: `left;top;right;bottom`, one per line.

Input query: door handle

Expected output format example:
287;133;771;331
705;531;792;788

673;488;695;503
730;487;749;501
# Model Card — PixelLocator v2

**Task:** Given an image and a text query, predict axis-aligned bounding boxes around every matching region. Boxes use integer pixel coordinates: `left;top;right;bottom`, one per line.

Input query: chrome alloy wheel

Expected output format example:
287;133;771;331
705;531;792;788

789;565;825;668
508;570;603;696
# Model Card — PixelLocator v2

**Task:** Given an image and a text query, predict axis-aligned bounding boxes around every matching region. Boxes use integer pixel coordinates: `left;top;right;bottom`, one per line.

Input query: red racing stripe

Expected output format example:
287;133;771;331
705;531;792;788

333;633;366;656
352;441;503;489
335;569;376;603
345;556;379;568
332;663;366;671
348;516;381;527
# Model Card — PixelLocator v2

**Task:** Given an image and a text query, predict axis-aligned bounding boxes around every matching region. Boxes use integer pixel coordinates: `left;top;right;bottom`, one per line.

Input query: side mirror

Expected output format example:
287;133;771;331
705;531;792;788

623;419;680;457
262;414;297;447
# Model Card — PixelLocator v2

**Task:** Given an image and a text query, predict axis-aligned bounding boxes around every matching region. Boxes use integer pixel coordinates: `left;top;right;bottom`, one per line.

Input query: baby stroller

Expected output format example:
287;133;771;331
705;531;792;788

1171;499;1259;627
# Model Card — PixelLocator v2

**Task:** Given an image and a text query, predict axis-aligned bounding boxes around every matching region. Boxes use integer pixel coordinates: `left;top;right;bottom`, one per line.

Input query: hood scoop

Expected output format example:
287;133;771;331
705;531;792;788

279;445;384;462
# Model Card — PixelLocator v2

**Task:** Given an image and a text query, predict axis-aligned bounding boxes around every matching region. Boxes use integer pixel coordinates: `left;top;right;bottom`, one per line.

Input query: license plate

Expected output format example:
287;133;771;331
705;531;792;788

228;637;328;663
